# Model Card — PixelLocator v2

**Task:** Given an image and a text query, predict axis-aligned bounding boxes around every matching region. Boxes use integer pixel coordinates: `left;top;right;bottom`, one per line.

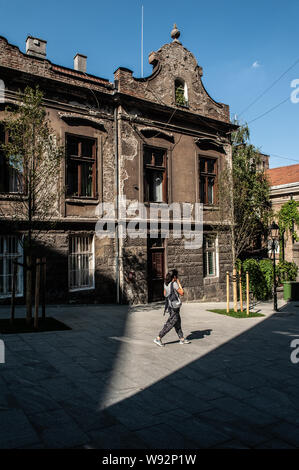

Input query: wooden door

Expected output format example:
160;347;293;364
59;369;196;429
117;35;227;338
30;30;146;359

148;241;165;302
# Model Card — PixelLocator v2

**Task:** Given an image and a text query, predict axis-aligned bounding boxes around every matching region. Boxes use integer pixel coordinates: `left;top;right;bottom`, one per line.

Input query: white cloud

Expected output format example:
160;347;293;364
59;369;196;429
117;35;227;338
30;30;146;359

252;61;261;68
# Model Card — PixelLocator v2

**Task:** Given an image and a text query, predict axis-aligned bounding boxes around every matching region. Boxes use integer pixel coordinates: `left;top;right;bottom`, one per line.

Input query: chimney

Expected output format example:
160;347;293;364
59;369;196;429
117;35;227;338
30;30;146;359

74;54;87;73
26;36;47;59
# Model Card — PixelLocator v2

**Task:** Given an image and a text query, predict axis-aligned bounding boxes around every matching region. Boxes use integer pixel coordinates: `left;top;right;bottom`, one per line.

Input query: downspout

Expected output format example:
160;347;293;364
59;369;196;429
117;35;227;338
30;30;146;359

114;102;120;304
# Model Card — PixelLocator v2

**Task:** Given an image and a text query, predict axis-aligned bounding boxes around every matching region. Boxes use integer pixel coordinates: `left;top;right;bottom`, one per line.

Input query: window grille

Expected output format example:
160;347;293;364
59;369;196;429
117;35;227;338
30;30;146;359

203;235;218;277
0;235;23;298
69;235;95;291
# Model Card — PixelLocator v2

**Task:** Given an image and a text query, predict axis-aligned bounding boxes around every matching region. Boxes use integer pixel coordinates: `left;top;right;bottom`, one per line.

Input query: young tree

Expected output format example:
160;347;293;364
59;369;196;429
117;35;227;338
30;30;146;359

218;124;272;267
1;86;64;323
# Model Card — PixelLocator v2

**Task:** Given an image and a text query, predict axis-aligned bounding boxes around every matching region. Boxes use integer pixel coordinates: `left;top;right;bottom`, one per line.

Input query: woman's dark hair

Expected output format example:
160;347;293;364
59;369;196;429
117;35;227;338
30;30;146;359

172;269;178;279
165;269;178;286
165;272;172;286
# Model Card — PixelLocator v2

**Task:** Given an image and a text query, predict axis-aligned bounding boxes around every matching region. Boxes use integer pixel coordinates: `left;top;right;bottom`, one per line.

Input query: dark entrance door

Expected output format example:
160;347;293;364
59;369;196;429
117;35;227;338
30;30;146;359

148;238;165;302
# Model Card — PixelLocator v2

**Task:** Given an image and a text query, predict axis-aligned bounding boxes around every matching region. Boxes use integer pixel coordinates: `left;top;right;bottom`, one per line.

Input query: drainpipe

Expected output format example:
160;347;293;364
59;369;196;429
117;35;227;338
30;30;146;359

114;104;120;304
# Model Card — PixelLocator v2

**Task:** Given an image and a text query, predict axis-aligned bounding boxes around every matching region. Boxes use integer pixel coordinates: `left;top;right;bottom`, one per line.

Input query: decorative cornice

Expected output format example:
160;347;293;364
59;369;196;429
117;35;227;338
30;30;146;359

58;112;107;131
194;136;225;152
138;126;174;142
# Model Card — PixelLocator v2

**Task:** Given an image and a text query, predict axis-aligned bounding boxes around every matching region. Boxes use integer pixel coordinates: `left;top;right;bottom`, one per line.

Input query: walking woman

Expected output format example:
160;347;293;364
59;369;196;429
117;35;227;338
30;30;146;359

154;269;191;347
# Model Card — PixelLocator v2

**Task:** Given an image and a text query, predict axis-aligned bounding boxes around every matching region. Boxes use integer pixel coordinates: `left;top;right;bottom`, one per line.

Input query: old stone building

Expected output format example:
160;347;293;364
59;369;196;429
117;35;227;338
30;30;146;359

0;26;236;305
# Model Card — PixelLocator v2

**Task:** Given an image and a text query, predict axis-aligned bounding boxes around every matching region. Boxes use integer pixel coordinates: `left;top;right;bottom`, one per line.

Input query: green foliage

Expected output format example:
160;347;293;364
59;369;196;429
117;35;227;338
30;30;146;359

259;259;274;294
242;258;271;300
218;124;272;262
208;309;264;318
277;260;298;284
235;258;242;271
175;84;187;106
240;258;298;300
277;199;299;242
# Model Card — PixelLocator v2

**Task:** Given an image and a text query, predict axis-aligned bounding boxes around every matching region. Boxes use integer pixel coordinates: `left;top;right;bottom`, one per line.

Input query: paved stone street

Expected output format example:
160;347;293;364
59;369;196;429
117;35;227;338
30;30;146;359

1;299;299;449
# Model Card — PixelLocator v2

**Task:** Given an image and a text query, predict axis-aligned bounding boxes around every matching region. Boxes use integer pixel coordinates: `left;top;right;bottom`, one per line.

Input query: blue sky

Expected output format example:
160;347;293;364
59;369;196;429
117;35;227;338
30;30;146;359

1;0;299;168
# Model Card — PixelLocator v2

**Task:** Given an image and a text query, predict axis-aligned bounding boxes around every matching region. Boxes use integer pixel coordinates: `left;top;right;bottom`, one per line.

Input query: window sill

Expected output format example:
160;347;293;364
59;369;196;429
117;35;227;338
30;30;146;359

69;286;95;293
0;193;27;200
65;198;99;205
202;205;219;210
175;103;189;109
0;293;24;299
143;201;168;206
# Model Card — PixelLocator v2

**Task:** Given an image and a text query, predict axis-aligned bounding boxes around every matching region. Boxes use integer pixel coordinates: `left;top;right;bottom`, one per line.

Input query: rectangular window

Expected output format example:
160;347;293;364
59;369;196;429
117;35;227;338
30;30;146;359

66;135;96;198
0;124;24;194
0;235;23;298
69;235;95;291
203;235;218;277
144;147;167;203
199;157;217;204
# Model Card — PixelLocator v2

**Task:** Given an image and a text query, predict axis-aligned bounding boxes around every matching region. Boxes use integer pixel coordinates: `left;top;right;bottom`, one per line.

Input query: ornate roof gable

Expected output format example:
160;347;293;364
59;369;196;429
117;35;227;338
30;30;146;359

114;25;230;123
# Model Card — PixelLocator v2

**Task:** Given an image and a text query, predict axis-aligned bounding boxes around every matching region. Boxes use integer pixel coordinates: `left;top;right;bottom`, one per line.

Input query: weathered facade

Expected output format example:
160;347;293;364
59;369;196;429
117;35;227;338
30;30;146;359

0;26;236;305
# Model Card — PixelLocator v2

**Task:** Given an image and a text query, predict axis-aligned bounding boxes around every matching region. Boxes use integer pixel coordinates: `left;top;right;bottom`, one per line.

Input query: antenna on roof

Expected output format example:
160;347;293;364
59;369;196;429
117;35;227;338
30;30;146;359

141;5;144;78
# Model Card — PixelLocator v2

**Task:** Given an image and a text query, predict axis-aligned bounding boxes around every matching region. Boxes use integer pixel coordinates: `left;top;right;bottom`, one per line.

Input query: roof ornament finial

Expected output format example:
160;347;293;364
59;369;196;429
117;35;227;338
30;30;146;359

171;24;181;42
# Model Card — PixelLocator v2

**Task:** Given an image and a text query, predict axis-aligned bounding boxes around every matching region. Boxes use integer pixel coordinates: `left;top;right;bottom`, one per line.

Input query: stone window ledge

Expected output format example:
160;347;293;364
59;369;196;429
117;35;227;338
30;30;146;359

65;198;99;205
203;276;219;284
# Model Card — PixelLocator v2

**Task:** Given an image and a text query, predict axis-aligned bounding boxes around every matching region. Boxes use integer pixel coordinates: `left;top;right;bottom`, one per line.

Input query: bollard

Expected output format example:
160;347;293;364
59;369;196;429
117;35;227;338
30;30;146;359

226;271;230;313
239;269;243;312
233;268;238;313
246;271;250;315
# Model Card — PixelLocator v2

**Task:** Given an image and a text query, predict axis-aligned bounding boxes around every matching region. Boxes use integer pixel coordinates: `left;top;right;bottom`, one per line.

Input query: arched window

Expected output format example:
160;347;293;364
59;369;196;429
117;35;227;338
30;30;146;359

175;79;188;106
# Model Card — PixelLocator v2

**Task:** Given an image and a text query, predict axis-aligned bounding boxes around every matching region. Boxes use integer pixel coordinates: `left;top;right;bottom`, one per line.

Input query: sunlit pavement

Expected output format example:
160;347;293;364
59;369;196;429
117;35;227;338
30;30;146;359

0;299;299;449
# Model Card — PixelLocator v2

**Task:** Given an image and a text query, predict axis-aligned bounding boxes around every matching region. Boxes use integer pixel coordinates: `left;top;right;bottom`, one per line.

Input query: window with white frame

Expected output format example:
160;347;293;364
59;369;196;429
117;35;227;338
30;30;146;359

0;235;23;298
69;235;95;291
203;235;218;277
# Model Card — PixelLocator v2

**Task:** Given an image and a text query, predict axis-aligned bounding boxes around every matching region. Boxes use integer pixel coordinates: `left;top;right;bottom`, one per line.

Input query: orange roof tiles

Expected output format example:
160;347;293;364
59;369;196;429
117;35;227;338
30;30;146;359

267;164;299;186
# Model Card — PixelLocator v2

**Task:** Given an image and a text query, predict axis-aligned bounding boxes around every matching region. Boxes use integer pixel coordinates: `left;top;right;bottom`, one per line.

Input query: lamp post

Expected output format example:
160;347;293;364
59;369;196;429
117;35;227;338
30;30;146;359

269;221;280;312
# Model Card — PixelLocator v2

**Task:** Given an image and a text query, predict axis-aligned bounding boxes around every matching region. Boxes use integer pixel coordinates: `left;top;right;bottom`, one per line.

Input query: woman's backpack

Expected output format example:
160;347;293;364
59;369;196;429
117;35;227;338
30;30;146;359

168;281;182;309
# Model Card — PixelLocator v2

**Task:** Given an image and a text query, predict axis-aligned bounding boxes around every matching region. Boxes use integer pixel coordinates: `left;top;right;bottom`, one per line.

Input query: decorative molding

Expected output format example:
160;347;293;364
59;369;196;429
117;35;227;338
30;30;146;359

194;136;225;152
138;126;174;142
58;112;107;131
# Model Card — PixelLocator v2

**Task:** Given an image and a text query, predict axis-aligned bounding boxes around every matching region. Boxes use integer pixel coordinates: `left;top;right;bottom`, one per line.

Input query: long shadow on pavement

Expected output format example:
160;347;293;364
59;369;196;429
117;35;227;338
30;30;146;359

90;302;299;449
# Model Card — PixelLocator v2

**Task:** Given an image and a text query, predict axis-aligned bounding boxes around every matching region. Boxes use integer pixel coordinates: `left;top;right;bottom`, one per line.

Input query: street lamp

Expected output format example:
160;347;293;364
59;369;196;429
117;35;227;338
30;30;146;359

269;221;280;312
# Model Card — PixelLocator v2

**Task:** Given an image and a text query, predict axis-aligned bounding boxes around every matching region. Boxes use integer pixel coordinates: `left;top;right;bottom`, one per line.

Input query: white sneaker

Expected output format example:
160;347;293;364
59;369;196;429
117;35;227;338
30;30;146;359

179;339;191;344
154;338;165;347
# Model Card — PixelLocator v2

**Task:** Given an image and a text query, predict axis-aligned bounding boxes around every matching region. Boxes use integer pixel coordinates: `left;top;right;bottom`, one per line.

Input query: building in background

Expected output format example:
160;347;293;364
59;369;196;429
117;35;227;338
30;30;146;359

0;26;236;304
267;164;299;269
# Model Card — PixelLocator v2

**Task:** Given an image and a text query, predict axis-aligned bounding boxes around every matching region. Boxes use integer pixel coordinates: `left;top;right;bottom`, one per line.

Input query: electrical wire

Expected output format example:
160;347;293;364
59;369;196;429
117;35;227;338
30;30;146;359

247;96;290;125
269;153;299;164
238;57;299;117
